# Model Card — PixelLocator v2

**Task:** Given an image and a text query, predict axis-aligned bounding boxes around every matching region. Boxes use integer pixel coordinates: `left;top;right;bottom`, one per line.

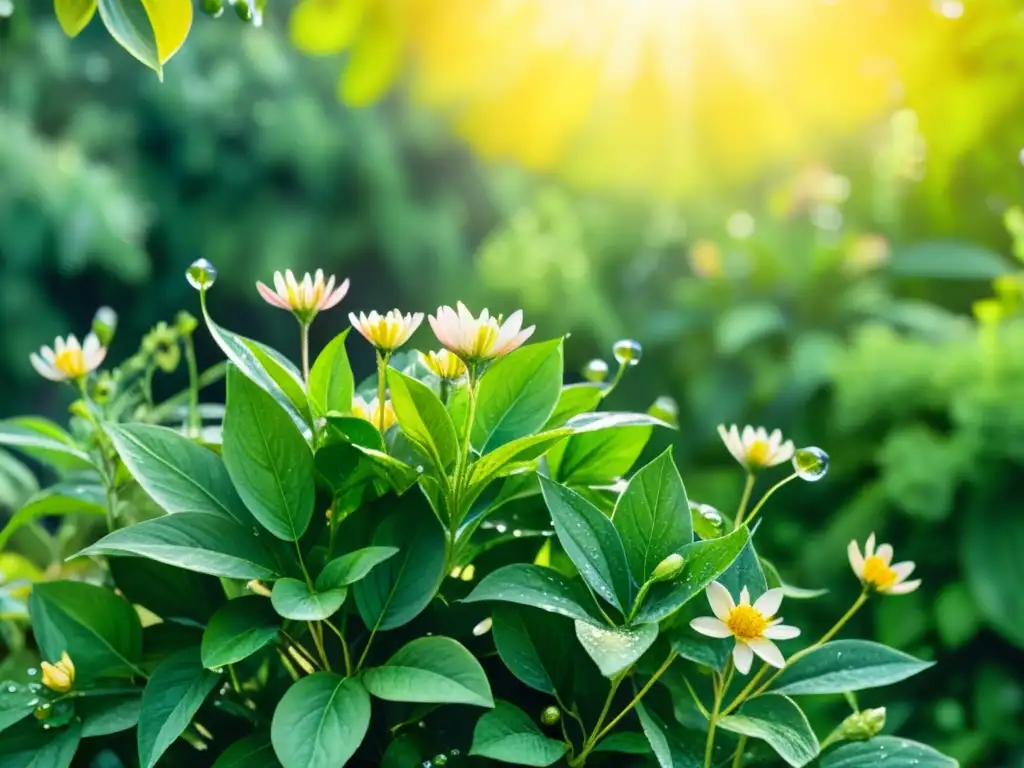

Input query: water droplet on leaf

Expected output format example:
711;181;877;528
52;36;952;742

582;359;609;383
186;258;218;291
793;446;829;481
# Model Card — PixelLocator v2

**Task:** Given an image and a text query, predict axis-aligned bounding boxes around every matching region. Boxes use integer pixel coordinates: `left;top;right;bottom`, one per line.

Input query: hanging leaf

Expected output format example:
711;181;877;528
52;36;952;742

491;604;574;695
769;640;933;695
462;563;604;625
819;736;958;767
201;597;280;669
362;636;493;707
469;701;567;766
271;674;370;768
574;621;658;678
719;694;819;768
55;0;97;37
98;0;191;76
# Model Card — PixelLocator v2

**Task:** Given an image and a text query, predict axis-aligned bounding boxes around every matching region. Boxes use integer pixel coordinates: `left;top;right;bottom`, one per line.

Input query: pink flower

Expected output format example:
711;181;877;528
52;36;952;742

428;303;534;363
256;269;349;322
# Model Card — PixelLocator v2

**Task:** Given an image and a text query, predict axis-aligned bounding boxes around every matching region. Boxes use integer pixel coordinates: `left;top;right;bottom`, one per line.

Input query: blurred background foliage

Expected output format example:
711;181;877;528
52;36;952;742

3;0;1024;765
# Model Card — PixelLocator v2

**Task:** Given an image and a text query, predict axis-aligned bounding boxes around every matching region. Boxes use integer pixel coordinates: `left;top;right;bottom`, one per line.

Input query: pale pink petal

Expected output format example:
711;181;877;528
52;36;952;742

848;540;864;578
739;586;751;606
772;440;795;465
732;641;754;674
753;588;784;618
88;346;107;370
748;638;785;668
30;353;64;381
258;281;292;309
891;561;916;581
875;544;894;566
690;617;733;639
885;579;921;595
319;278;350;310
498;326;535;355
865;533;876;558
40;346;56;364
493;309;523;350
718;424;746;465
768;428;782;449
273;271;288;296
762;623;801;641
706;581;735;621
285;269;299;294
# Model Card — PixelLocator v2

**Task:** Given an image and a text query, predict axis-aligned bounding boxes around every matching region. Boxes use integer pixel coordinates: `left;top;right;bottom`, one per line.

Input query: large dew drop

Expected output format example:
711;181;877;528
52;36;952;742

793;446;829;482
582;358;609;383
186;258;218;291
613;339;642;367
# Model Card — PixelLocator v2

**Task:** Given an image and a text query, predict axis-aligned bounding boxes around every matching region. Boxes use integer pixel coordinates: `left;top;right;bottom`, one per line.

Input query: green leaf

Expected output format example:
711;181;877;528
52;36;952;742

717;536;768;603
469;700;567;766
223;365;316;541
633;527;750;623
106;423;253;526
540;476;632;613
719;694;819;768
211;732;278;768
0;720;81;768
78;692;142;737
964;499;1024;648
55;0;97;36
492;604;574;695
0;685;36;734
592;731;651;755
97;0;160;72
138;648;219;768
29;581;143;682
635;704;705;768
362;636;493;707
271;673;370;768
244;340;312;426
201;596;279;669
612;448;692;584
544;384;603;429
387;368;459;472
473;339;564;453
564;411;673;431
353;499;445;631
0;417;93;471
271;578;347;621
308;329;354;418
0;483;106;550
76;513;283;580
819;737;958;768
315;546;398;590
769;640;933;695
109;557;225;625
548;425;653;486
351;444;421;494
888;240;1012;279
716;302;788;356
469;429;571;487
463;563;602;625
575;620;658;677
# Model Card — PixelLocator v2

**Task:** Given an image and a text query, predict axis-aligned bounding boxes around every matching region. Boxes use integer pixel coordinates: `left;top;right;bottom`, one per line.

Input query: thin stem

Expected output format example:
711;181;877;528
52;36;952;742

704;667;726;768
816;590;869;646
733;473;756;530
277;648;301;681
183;333;201;436
323;619;351;676
300;321;311;382
731;736;748;768
743;472;799;528
280;630;322;671
227;664;242;694
601;361;627;399
308;622;330;671
628;580;654;623
447;365;479;565
376;350;390;434
589;672;626;745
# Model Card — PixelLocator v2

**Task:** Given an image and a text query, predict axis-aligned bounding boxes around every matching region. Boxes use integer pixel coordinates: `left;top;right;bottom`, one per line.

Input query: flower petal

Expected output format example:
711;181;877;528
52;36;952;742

875;543;894;566
739;586;751;606
30;353;64;381
847;539;864;578
320;278;350;310
258;281;291;309
891;561;916;581
748;638;785;668
732;641;754;674
865;532;876;558
772;440;795;465
885;579;921;595
753;588;784;618
706;581;735;621
690;617;733;639
762;623;801;641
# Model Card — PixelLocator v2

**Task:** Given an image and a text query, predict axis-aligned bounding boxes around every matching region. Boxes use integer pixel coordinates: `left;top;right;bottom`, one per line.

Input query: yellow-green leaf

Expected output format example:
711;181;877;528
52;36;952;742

290;0;368;55
141;0;192;64
55;0;97;37
98;0;191;76
339;4;403;106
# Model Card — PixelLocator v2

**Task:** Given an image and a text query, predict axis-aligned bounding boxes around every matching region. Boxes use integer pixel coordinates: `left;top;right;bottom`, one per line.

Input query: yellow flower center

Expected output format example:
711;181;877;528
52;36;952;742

726;604;768;641
470;323;501;359
862;556;897;590
746;439;772;467
54;348;87;378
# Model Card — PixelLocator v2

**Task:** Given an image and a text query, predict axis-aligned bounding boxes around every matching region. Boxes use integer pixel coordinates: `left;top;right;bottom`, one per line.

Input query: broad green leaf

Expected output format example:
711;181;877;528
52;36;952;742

592;731;651;755
469;701;567;766
244;340;312;425
140;0;191;64
564;411;673;431
492;604;574;695
612;447;692;584
820;737;958;768
0;720;81;768
362;636;493;707
353;499;445;631
351;444;421;494
97;0;159;72
469;429;571;487
770;640;933;695
106;423;252;526
0;417;93;471
633;527;750;623
719;694;819;768
635;704;705;768
888;240;1011;279
463;563;603;625
543;384;603;429
473;339;564;453
55;0;97;37
308;329;354;417
315;546;398;590
575;620;658;677
29;581;143;682
271;673;370;768
669;632;730;671
76;513;283;580
387;368;459;472
637;703;676;768
717;536;768;603
964;500;1024;648
0;483;106;550
78;692;142;737
270;578;347;621
382;735;422;768
212;732;278;768
0;684;36;734
138;647;219;768
547;424;653;486
541;476;632;613
201;596;279;669
223;365;316;541
110;557;225;625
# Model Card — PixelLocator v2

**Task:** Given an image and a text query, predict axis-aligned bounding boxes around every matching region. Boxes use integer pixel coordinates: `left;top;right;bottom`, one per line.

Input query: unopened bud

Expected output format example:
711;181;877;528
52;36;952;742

176;310;198;335
200;0;224;16
652;553;685;582
246;579;272;597
540;706;560;726
92;306;117;347
40;652;75;693
839;707;886;741
232;0;253;21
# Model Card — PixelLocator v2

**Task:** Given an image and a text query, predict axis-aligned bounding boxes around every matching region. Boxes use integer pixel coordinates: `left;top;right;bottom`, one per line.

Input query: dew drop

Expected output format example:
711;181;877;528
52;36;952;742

612;339;642;367
6;685;16;693
26;668;37;677
582;359;609;383
186;258;218;291
449;748;461;757
792;446;829;482
495;523;508;534
432;755;449;766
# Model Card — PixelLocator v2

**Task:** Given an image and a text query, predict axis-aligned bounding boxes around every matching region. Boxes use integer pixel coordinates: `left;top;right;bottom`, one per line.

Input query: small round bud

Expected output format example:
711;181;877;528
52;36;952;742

200;0;224;15
649;395;678;427
176;310;198;335
582;359;609;383
91;306;118;347
792;446;829;482
838;707;886;741
612;339;642;367
652;553;685;582
186;258;218;291
432;755;448;766
233;0;253;21
540;706;561;726
472;617;492;637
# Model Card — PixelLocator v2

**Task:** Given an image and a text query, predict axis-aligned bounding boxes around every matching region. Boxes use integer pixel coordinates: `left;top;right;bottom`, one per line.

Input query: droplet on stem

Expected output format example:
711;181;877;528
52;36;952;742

793;446;829;482
582;358;609;383
613;339;642;367
186;258;218;291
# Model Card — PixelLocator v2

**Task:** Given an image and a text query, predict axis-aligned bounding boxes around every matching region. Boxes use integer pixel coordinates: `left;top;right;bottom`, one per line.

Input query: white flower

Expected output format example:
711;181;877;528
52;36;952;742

256;269;349;321
349;310;424;352
690;582;800;674
848;533;920;595
717;424;795;470
30;333;107;382
428;302;534;363
420;349;467;381
352;396;397;433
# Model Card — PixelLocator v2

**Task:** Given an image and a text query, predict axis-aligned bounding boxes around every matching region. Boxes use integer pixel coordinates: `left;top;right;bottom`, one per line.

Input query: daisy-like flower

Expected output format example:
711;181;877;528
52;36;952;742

352;396;397;433
349;310;424;352
420;349;467;381
428;302;535;364
41;651;75;693
848;533;920;595
690;582;800;674
256;269;350;322
717;425;795;470
31;333;107;382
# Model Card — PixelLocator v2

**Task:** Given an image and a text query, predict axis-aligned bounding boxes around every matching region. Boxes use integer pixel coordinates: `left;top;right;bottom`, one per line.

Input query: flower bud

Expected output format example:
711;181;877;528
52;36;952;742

40;652;75;693
233;0;253;22
838;707;886;741
612;339;642;367
246;580;272;597
200;0;224;16
91;306;118;347
176;310;198;335
652;553;685;582
540;706;561;726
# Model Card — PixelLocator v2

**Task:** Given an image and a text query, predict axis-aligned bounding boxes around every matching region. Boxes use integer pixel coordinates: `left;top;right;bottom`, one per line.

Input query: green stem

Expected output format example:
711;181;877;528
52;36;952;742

589;672;626;746
355;621;380;673
376;350;390;434
183;333;201;435
323;619;351;676
226;664;242;694
447;365;479;566
280;630;321;671
731;736;748;768
141;363;227;424
743;472;799;528
300;321;311;382
703;669;726;768
308;622;330;671
628;579;655;623
733;473;756;530
601;361;627;399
